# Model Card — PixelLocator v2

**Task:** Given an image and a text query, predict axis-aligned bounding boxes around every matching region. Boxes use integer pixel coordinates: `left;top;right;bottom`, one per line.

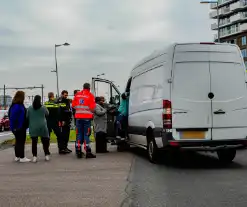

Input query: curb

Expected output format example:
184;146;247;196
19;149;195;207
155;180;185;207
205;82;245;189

0;138;15;150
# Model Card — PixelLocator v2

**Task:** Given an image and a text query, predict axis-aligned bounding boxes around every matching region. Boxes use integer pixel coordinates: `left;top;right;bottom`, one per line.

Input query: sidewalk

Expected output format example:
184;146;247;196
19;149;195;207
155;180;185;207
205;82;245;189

0;143;134;207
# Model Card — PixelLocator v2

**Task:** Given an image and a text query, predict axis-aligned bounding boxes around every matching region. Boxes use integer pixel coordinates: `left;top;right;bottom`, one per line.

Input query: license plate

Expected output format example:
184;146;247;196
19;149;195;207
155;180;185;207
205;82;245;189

180;131;205;139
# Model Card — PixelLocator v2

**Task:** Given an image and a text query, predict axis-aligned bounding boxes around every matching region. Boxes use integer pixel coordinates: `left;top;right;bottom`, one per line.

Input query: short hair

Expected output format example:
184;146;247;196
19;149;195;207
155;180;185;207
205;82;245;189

61;90;68;95
74;90;79;96
95;96;101;103
83;83;90;90
12;91;25;104
48;92;54;99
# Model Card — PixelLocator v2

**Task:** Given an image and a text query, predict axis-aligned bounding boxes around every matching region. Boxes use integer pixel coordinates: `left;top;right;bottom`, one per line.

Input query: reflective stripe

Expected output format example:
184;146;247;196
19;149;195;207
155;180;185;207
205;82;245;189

44;101;59;108
74;105;89;109
75;110;93;115
45;104;59;108
58;103;66;107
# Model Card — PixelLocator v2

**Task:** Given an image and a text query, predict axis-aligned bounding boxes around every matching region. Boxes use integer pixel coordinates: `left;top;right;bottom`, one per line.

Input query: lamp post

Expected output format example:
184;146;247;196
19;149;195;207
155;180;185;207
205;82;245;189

51;42;70;98
201;1;220;43
96;73;105;96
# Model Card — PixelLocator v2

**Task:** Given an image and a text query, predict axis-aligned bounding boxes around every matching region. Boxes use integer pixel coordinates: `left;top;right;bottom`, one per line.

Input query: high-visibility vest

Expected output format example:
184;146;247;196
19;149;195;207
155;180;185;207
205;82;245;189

72;89;96;119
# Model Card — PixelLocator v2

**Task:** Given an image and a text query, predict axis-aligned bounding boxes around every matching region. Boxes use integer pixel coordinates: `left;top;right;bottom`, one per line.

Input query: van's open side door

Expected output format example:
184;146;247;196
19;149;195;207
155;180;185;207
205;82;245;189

91;77;121;138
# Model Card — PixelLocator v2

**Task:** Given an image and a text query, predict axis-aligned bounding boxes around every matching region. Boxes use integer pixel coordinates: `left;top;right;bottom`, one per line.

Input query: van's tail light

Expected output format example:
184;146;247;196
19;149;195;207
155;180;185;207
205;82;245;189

163;100;172;129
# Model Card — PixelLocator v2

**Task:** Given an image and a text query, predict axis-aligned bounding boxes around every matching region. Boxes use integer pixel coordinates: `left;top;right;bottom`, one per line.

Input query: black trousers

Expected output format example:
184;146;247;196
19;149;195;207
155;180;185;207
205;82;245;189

13;128;26;158
61;125;70;149
31;137;50;156
95;132;107;153
48;123;63;150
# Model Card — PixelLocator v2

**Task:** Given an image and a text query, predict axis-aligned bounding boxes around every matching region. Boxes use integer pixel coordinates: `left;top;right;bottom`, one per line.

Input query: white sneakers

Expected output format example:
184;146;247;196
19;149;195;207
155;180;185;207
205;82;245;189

15;156;50;163
14;157;20;162
19;157;31;163
32;156;50;163
15;157;31;162
45;155;50;161
32;156;37;163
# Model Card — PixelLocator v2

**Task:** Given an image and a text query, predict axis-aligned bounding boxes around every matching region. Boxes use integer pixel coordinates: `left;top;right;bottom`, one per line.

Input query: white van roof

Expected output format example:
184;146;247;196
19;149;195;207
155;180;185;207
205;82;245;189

131;42;239;72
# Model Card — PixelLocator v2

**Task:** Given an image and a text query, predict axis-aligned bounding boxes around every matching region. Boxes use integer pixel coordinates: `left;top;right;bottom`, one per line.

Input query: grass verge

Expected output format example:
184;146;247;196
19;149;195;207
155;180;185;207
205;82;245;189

2;129;95;146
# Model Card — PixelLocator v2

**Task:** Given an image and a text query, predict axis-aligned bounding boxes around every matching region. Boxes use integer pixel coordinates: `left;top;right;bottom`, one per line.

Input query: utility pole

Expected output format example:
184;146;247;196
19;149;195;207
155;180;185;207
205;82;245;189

3;84;6;109
41;84;44;104
52;42;70;98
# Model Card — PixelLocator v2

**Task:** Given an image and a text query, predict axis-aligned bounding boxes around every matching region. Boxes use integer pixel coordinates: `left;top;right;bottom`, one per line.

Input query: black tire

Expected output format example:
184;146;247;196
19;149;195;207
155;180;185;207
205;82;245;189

0;125;4;132
147;138;159;163
217;149;236;164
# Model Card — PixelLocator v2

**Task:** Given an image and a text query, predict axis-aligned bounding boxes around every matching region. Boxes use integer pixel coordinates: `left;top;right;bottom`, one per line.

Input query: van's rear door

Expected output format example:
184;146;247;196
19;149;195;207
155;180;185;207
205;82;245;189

210;45;247;140
171;44;212;141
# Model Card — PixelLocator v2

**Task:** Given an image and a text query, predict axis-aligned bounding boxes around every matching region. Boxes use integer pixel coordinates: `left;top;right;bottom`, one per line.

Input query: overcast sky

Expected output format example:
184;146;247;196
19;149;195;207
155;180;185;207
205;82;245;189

0;0;213;99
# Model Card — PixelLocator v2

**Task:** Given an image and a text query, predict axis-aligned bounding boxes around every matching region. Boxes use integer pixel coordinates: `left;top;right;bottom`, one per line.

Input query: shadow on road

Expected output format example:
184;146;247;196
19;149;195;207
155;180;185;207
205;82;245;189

129;147;244;170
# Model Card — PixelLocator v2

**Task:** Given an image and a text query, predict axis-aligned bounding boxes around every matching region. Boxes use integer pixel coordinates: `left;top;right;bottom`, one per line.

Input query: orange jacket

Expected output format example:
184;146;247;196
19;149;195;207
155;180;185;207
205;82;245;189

72;89;96;119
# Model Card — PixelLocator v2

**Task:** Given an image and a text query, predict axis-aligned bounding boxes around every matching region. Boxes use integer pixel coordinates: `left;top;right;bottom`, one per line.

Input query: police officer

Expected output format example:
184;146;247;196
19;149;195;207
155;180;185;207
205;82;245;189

44;92;65;154
72;83;96;159
56;90;72;153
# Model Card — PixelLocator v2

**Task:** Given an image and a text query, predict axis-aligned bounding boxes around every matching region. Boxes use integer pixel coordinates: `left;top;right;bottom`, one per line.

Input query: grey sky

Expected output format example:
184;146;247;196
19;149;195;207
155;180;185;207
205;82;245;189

0;0;213;98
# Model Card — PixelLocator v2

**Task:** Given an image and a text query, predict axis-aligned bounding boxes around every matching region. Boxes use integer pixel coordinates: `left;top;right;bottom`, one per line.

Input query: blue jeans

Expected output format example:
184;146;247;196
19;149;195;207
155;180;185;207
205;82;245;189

116;114;127;138
76;119;91;152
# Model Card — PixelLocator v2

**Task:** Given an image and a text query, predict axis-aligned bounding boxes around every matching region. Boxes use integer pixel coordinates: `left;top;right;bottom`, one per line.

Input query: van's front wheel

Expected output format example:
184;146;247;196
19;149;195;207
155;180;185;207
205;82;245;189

217;149;236;164
147;139;159;163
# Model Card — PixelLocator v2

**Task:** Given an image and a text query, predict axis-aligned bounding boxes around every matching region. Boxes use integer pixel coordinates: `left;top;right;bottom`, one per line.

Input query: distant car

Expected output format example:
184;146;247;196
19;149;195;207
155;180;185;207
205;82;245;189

0;110;10;132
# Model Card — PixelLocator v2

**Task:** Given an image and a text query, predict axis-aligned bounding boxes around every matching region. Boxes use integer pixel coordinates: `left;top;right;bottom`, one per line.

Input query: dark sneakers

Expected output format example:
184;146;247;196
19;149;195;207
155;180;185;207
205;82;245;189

59;149;67;154
65;148;72;153
86;153;96;158
86;148;96;158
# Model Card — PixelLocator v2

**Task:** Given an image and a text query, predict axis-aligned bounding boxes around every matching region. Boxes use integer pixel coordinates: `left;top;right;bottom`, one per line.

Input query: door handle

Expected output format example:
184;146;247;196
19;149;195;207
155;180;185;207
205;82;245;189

214;111;225;115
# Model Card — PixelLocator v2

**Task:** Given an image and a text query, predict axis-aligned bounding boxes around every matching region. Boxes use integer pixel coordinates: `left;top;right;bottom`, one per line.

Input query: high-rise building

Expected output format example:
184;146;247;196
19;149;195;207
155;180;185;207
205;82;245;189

210;0;247;67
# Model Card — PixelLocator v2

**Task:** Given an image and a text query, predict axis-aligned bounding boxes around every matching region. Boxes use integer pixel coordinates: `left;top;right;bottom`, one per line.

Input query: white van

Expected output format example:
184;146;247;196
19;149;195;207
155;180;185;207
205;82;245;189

92;43;247;163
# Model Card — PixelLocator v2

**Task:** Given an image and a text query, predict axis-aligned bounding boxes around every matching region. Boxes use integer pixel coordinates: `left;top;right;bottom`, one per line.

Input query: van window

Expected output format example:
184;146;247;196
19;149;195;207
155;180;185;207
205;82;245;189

96;81;111;103
131;66;163;103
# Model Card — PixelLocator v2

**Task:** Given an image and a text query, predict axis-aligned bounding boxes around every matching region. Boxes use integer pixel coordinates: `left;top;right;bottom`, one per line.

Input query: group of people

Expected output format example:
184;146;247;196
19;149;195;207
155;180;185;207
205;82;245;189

8;83;96;162
8;81;130;163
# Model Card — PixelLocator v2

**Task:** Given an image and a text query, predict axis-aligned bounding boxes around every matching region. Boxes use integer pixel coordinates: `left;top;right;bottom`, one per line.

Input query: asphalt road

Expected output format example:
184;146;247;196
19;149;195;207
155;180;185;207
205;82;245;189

0;143;133;207
129;148;247;207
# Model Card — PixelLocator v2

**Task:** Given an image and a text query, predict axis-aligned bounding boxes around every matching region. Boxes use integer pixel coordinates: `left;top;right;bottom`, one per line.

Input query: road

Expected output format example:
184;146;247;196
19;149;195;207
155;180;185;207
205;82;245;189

0;143;132;207
0;131;13;143
1;141;247;207
129;148;247;207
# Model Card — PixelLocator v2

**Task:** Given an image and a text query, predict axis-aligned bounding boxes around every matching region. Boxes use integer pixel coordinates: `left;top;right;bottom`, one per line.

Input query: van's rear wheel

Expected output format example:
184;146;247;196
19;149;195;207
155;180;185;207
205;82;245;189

147;138;159;163
217;149;236;164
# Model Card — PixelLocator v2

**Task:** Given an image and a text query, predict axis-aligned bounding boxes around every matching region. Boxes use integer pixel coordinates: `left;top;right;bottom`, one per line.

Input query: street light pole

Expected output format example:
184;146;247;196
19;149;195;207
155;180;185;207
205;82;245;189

55;45;59;98
52;42;70;98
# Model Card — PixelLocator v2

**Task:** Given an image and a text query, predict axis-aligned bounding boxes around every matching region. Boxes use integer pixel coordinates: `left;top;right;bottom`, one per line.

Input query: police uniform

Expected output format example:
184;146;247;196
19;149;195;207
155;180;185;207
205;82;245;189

44;100;63;151
56;97;72;152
